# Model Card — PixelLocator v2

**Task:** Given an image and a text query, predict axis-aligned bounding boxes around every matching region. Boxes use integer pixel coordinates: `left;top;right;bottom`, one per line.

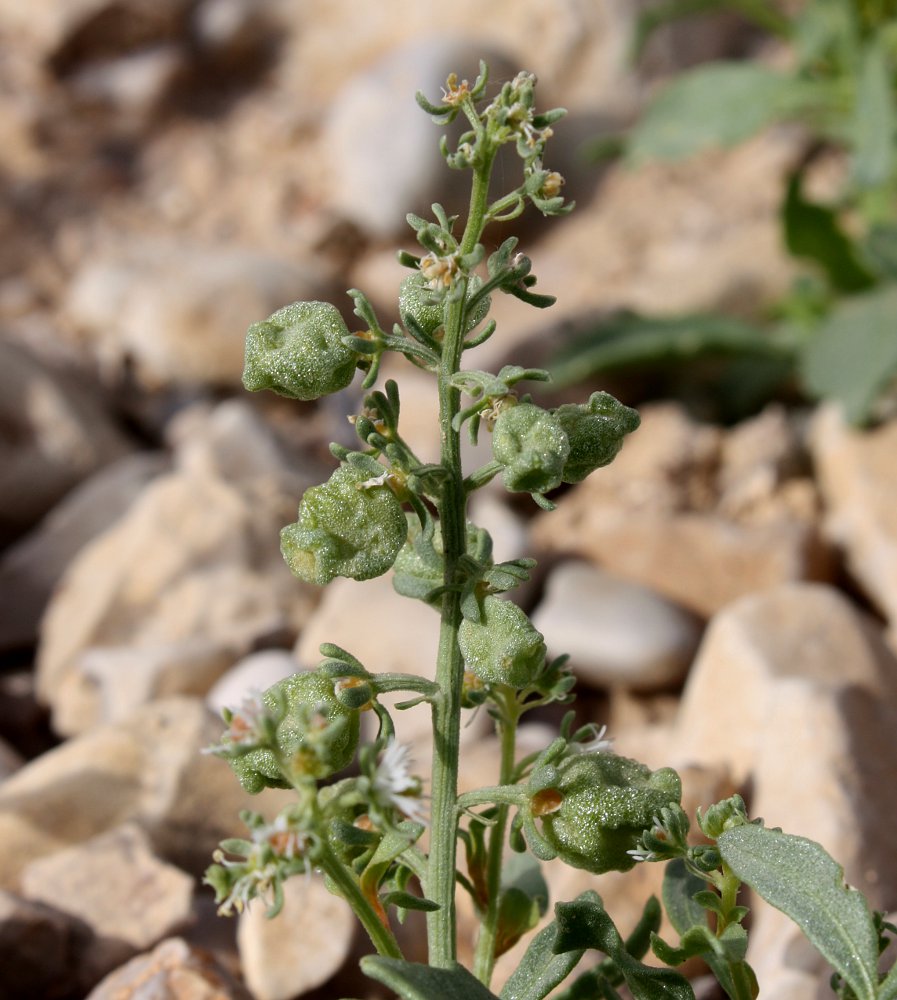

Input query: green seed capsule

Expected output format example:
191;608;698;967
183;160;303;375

491;403;570;494
554;391;640;484
532;752;681;874
243;301;358;401
458;595;546;687
281;461;407;585
231;671;361;792
398;273;490;338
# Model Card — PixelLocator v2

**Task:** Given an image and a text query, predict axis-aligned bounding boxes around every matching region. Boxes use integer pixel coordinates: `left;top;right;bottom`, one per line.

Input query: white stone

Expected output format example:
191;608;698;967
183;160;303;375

21;823;194;980
237;874;355;1000
675;583;897;998
206;650;302;716
532;561;701;690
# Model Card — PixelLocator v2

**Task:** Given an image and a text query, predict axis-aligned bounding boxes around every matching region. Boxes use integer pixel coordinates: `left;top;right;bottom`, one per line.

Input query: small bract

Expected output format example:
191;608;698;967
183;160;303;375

458;595;546;687
533;752;682;874
492;402;570;494
243;301;358;400
555;391;640;484
281;460;407;585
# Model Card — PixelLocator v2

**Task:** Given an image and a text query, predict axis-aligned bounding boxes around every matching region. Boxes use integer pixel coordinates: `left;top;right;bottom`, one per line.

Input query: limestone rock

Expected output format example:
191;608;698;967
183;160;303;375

0;735;24;781
675;583;897;998
87;936;252;1000
36;402;319;736
206;650;301;717
0;452;166;652
0;338;132;545
237;874;355;1000
64;236;334;389
21;823;194;982
531;561;701;690
0;697;291;889
810;406;897;637
532;404;832;617
321;38;516;238
0;888;92;1000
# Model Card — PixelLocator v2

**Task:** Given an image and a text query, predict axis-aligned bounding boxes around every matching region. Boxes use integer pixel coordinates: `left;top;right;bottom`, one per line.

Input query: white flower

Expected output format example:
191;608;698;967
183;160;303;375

371;740;427;823
626;846;657;864
204;689;270;755
570;724;614;755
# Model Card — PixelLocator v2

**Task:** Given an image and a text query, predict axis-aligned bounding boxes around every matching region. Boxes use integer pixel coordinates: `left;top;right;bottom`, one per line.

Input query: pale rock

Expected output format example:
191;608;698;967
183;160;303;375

68;46;184;114
810;406;897;635
0;697;291;889
531;561;701;691
0;452;166;652
468;491;529;565
206;650;302;717
322;38;516;238
0;888;92;1000
532;404;831;617
64;235;333;389
87;936;252;1000
36;402;319;736
0;338;132;544
477;130;803;369
0;0;192;68
21;823;195;982
676;583;897;999
237;874;355;1000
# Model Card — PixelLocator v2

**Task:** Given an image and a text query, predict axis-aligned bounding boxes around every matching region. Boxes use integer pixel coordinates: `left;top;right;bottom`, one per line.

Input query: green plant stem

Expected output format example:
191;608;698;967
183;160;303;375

426;147;495;969
318;843;403;959
473;693;521;985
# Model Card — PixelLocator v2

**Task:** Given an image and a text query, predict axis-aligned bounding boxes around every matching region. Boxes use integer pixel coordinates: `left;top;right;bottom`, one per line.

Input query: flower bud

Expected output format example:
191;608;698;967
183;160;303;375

398;273;490;337
531;752;681;874
243;301;358;401
230;671;361;793
491;403;570;494
458;595;546;687
554;391;640;484
281;460;407;585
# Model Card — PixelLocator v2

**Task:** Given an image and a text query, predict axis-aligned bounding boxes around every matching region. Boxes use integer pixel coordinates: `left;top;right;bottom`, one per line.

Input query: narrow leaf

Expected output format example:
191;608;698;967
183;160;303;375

554;892;695;1000
718;825;879;1000
500;913;584;1000
361;957;500;1000
851;41;895;191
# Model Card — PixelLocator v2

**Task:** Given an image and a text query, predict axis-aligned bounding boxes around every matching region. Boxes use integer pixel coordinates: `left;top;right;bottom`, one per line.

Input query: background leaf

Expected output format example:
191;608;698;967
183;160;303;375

850;41;895;191
717;825;880;1000
798;283;897;423
627;63;793;163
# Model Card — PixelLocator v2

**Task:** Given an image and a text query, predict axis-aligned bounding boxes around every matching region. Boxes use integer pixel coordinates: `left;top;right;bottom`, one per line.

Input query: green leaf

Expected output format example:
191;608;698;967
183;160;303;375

878;961;897;1000
782;173;876;293
549;311;784;388
553;891;695;1000
380;890;439;912
628;63;793;163
662;858;710;935
499;904;585;1000
851;40;895;191
798;283;897;424
717;825;880;1000
361;957;500;1000
495;852;550;957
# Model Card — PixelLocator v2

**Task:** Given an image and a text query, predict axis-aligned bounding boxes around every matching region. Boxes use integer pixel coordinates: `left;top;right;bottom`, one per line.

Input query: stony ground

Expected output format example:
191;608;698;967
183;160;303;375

2;3;897;999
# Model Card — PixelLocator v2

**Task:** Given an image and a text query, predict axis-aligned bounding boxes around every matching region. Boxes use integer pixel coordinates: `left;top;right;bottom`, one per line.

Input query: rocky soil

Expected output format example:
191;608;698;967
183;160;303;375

2;2;897;998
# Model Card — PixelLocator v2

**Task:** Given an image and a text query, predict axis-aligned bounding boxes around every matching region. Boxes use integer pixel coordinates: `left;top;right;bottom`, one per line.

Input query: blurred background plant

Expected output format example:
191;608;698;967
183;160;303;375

550;0;897;426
